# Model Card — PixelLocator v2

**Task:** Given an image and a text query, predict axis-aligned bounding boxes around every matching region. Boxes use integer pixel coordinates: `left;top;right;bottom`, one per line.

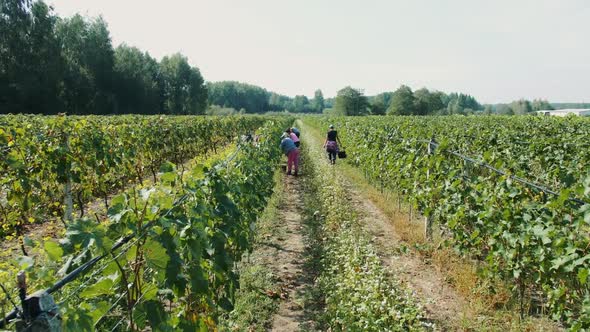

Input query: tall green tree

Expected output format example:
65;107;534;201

413;88;444;115
160;53;207;115
113;45;162;114
57;14;116;114
207;81;268;113
369;92;393;115
387;85;415;115
496;104;514;115
370;98;387;115
291;95;312;113
445;93;481;115
311;89;325;113
1;0;62;114
333;86;369;116
531;99;553;111
268;92;291;112
510;99;533;115
1;0;32;112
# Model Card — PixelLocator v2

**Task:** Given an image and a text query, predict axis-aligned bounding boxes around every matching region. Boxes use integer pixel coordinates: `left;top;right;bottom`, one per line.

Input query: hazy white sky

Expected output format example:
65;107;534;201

47;0;589;103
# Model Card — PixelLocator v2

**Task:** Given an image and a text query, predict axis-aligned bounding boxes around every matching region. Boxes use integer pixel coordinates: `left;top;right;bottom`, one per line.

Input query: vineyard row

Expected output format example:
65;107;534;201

309;115;590;329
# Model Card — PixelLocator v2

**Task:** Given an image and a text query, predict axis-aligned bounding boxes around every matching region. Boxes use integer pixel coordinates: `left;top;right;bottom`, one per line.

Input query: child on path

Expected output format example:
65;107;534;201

280;133;300;176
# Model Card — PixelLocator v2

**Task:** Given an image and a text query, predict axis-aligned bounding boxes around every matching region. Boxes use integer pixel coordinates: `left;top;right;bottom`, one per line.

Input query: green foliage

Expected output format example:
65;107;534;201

221;265;278;331
531;99;553;111
160;54;207;115
414;88;445;115
312;89;325;113
333;86;369;116
291;95;312;113
288;91;324;113
322;108;334;115
309;115;590;328
487;99;557;115
379;87;478;116
0;1;208;115
444;92;482;115
0;0;63;114
268;92;292;112
495;103;515;115
207;82;323;114
551;103;590;110
207;81;270;113
0;116;293;330
368;92;394;115
205;105;239;116
510;99;533;115
0;115;267;239
219;170;285;331
388;85;416;115
113;45;162;114
57;14;116;114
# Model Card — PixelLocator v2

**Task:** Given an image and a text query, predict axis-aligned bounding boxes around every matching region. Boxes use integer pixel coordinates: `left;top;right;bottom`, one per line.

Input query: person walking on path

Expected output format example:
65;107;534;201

280;133;300;176
288;128;300;147
323;124;342;165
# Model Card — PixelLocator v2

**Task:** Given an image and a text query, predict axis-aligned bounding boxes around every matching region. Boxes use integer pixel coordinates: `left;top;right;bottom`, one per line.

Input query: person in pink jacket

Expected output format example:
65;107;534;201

287;128;300;147
280;132;299;176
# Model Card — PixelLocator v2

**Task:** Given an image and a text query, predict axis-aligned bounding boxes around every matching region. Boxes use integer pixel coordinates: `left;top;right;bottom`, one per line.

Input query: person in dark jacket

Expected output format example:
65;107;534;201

323;125;342;164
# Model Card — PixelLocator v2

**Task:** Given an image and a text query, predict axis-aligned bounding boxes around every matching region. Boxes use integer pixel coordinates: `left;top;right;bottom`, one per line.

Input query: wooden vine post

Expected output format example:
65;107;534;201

62;132;73;224
424;138;436;241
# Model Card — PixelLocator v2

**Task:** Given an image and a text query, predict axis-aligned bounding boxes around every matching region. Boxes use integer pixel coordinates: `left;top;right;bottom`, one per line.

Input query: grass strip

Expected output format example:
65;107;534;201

298;120;432;331
219;170;285;331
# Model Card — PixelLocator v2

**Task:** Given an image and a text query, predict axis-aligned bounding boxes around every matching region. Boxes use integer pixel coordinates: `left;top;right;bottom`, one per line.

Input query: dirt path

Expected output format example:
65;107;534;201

300;119;471;329
338;177;472;329
269;175;315;332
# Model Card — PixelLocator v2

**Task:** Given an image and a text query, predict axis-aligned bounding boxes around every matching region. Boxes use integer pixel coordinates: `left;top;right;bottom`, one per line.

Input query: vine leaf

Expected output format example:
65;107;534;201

145;238;170;271
80;277;114;298
44;241;63;261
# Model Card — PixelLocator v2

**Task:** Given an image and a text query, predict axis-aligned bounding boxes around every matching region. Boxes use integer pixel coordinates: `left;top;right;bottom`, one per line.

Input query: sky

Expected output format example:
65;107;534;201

46;0;590;103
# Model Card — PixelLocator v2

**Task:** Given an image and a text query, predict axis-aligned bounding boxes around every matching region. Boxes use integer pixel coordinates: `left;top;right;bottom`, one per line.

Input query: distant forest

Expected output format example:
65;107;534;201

1;0;206;115
551;103;590;110
0;0;579;116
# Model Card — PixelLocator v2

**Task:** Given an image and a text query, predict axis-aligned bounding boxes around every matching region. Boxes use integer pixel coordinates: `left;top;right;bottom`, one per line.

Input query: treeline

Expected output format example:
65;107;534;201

485;99;553;115
0;0;207;115
325;85;558;116
326;85;482;116
551;103;590;110
207;81;325;114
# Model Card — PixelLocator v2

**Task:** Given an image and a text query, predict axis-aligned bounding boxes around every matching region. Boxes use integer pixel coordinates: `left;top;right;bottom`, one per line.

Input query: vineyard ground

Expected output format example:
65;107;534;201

221;160;322;330
269;173;319;331
302;119;563;331
340;175;470;328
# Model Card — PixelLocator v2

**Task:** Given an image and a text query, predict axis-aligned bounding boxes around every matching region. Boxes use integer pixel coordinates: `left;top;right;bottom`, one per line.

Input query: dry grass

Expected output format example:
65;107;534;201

340;163;483;296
